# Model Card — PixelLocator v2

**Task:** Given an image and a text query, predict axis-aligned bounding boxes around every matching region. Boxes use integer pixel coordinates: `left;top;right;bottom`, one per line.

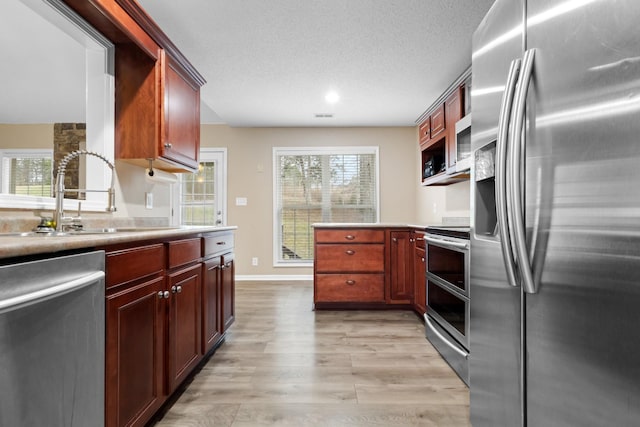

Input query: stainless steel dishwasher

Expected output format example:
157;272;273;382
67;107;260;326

0;250;105;427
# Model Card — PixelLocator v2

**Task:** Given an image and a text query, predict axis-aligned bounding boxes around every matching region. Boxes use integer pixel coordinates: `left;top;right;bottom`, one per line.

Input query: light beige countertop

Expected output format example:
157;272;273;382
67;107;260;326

313;222;430;229
0;226;237;260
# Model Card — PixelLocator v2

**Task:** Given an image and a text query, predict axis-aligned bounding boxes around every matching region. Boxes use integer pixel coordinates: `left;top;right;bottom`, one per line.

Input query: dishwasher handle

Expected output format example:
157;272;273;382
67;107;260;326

0;271;104;315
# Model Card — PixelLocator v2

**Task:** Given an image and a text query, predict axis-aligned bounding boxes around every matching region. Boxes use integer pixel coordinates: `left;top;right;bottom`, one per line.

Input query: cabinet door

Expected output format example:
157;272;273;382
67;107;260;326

202;256;222;354
413;246;427;315
161;51;200;171
445;86;464;170
167;263;202;393
106;276;165;427
389;231;413;303
430;104;446;140
220;253;235;333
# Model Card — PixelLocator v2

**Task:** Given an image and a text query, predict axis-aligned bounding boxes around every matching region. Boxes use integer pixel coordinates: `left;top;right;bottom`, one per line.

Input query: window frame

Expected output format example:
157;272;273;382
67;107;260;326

272;146;380;267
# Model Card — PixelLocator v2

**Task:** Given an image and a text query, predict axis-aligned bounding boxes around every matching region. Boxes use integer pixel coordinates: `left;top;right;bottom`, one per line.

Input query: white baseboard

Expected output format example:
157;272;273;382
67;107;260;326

235;274;313;281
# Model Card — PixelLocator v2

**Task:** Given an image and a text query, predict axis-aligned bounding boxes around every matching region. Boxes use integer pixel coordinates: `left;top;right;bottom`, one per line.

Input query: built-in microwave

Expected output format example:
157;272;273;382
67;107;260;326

453;113;472;173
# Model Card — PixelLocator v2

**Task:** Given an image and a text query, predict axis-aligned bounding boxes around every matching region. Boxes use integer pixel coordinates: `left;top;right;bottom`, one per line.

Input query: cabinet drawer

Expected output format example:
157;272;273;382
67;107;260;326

168;238;201;269
315;244;384;272
106;244;165;288
203;232;234;258
315;274;384;302
315;229;384;244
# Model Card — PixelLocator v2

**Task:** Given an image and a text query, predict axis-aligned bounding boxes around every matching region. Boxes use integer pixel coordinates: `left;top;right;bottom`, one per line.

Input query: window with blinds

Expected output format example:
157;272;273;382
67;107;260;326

274;147;379;265
0;150;53;197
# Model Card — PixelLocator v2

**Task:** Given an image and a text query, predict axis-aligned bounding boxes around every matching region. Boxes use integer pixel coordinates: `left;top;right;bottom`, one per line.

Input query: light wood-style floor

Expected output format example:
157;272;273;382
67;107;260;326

154;281;470;426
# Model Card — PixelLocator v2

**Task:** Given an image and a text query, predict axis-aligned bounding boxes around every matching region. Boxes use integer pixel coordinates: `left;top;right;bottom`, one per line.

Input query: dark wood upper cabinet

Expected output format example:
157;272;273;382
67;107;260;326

62;0;205;173
445;85;464;170
429;104;446;140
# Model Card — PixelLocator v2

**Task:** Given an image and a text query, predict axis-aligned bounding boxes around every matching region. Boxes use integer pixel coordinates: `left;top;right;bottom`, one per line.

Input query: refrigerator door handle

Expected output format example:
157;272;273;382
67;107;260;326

509;48;538;294
495;58;522;288
424;313;469;359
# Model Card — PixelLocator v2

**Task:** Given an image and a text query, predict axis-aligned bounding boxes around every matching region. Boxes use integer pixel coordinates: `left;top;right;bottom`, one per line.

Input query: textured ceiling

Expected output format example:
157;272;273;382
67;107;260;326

137;0;496;127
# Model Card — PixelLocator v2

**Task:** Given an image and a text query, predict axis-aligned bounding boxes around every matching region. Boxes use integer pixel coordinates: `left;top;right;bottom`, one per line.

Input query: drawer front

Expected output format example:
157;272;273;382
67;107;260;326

106;244;165;288
203;232;234;258
315;229;384;244
315;274;384;302
315;244;384;272
168;238;201;269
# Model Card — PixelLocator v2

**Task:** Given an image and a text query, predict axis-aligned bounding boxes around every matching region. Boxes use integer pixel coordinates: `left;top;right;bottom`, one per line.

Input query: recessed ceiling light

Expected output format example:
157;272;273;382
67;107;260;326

325;91;340;104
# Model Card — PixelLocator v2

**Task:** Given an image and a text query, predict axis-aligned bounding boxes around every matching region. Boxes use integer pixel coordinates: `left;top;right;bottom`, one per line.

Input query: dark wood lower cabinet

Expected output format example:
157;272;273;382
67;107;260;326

106;276;165;427
167;263;202;393
413;246;427;315
220;252;235;333
104;232;235;427
202;257;222;354
389;230;413;304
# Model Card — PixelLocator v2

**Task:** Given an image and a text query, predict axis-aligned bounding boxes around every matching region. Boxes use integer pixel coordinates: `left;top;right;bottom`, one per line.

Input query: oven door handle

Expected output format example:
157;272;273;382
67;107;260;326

424;313;469;359
424;236;469;250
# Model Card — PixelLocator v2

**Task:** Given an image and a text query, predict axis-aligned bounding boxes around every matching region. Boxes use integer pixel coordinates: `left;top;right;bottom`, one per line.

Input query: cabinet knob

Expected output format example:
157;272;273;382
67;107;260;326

421;257;425;263
392;237;397;242
345;280;356;285
171;285;182;294
164;143;173;149
345;235;355;240
345;250;355;255
158;290;170;299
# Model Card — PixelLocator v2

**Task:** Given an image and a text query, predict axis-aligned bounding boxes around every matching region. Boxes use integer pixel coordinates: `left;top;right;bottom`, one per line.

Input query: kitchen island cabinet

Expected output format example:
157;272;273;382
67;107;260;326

314;227;386;308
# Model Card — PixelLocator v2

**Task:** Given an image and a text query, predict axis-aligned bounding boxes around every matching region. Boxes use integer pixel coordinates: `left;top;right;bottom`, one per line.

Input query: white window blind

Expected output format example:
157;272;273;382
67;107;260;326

274;147;379;264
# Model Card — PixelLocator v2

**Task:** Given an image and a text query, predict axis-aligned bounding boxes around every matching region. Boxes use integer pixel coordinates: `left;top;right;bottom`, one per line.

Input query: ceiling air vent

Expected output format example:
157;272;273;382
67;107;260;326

314;113;334;118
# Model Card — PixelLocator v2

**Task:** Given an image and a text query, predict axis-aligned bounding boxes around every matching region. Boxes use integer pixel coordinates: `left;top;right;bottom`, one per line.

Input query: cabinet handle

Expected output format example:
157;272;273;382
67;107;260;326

345;250;355;255
171;285;182;294
225;262;232;268
416;237;424;241
217;241;226;245
345;235;355;240
392;237;397;242
220;264;225;269
158;290;169;299
164;143;172;149
345;280;356;285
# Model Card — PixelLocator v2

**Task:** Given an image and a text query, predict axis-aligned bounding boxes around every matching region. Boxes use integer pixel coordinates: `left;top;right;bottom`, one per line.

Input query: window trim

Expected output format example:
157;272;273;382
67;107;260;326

272;146;380;268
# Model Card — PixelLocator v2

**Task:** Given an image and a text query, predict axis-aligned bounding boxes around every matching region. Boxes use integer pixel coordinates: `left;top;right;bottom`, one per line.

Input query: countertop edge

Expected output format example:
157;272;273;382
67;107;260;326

0;226;238;260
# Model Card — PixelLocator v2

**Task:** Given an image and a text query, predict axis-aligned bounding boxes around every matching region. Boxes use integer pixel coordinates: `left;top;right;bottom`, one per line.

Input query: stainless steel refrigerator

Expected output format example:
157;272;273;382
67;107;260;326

470;0;640;426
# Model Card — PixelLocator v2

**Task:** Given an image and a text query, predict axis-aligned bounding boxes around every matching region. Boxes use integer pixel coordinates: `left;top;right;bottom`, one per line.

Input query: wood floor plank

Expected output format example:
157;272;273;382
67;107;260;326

152;281;470;426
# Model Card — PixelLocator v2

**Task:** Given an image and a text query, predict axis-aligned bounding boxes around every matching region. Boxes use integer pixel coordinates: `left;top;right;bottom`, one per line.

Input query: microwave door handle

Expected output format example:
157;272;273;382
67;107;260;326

424;314;469;359
509;48;538;295
424;236;469;250
496;58;522;288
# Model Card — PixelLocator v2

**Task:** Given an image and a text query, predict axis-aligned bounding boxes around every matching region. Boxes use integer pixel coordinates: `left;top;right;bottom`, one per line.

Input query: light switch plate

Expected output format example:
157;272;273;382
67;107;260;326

145;192;153;209
236;197;247;206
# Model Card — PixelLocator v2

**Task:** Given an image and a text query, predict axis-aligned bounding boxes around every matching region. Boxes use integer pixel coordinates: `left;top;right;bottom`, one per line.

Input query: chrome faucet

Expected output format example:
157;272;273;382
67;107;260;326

54;150;116;232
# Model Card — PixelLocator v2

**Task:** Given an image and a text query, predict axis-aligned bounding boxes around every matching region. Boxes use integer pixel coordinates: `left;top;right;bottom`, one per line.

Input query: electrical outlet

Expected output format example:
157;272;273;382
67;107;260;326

145;192;153;209
252;257;258;266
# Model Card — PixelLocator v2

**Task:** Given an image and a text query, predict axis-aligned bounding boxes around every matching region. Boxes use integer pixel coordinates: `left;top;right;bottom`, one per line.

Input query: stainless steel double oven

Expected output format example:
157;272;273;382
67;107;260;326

423;225;470;385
